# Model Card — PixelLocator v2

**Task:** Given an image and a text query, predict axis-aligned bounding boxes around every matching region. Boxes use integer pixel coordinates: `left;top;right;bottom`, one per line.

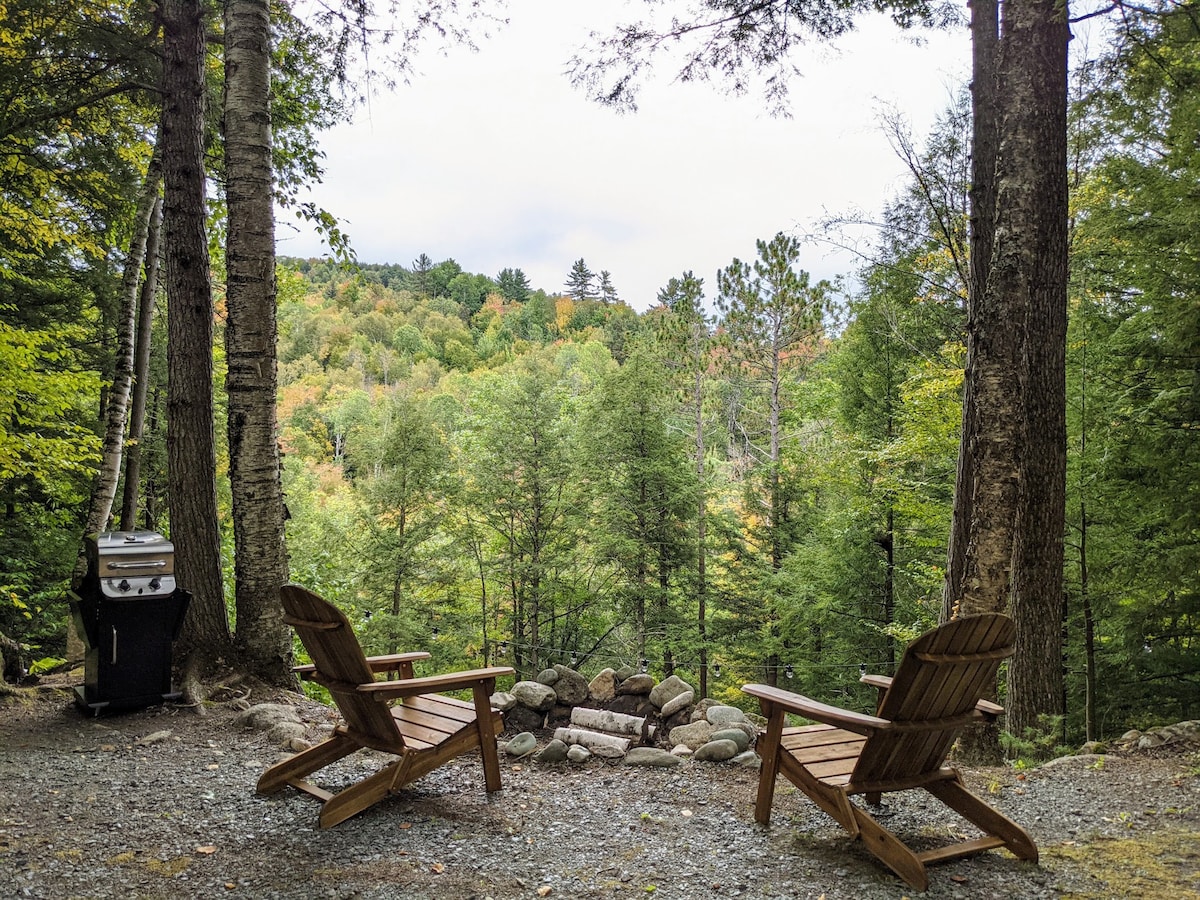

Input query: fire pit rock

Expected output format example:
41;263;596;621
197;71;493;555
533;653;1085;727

499;665;762;767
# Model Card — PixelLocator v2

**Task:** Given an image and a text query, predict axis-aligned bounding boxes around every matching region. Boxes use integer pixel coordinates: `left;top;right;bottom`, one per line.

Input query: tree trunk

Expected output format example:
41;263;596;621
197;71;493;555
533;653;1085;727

162;0;230;663
76;152;162;569
944;0;1000;622
120;192;164;531
695;363;709;699
1005;0;1069;741
1079;501;1096;742
224;0;291;684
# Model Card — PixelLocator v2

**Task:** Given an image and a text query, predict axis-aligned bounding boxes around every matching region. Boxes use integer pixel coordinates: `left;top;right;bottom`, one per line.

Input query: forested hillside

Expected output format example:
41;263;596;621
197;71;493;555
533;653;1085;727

1;1;1197;750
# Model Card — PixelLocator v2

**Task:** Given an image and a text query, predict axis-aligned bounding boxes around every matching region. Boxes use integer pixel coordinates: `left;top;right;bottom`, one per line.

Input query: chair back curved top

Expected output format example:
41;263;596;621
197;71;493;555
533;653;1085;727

281;584;402;751
854;613;1016;785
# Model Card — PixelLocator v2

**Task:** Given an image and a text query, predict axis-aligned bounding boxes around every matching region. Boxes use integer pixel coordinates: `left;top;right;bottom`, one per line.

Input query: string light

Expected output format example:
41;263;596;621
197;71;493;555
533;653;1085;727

467;634;890;676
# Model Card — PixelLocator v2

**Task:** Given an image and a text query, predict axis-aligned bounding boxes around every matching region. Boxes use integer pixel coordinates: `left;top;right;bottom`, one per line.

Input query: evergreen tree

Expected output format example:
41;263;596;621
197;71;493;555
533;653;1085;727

717;233;830;684
653;271;716;693
408;253;435;297
464;352;583;676
598;270;619;304
581;345;696;673
565;258;596;302
497;267;531;303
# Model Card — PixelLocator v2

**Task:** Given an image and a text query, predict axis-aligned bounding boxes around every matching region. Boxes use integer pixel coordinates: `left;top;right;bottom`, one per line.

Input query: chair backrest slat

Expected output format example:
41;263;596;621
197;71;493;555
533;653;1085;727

853;614;1015;785
281;584;404;749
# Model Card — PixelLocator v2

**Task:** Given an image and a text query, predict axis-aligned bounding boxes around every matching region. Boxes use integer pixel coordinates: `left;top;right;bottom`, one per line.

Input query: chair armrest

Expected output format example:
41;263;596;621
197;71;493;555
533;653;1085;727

858;673;1005;719
358;666;515;700
743;683;890;735
365;652;430;673
293;651;432;681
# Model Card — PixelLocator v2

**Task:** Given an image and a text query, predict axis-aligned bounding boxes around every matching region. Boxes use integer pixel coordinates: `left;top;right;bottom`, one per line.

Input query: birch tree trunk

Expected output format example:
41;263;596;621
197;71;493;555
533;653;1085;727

119;193;164;531
76;152;162;562
224;0;292;684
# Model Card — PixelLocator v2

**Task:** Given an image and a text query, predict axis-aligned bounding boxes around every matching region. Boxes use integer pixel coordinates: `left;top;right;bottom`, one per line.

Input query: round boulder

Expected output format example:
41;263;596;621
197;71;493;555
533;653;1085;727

705;705;749;728
236;703;302;731
669;720;715;751
650;674;695;710
614;664;638;683
617;673;655;696
588;668;618;702
535;739;569;763
731;750;761;769
505;705;546;734
710;727;751;753
694;738;740;762
536;668;560;686
551;664;590;706
625;747;683;768
490;691;517;712
660;690;694;719
504;732;538;758
512;680;558;712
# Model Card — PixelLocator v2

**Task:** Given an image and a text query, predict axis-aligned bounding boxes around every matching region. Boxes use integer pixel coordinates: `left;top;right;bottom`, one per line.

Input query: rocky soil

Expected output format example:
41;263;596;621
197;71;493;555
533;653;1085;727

3;680;1200;900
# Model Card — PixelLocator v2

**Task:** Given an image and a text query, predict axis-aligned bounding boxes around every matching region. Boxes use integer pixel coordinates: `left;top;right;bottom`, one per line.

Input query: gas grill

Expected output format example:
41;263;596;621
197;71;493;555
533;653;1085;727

69;530;190;715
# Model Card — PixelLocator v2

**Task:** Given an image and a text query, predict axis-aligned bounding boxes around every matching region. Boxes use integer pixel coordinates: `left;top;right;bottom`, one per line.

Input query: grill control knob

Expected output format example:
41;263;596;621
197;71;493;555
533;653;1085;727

118;579;131;592
149;577;161;592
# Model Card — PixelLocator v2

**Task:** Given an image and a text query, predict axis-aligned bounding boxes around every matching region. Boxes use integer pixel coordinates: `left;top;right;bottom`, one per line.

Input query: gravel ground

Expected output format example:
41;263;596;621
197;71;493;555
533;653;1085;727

2;682;1200;900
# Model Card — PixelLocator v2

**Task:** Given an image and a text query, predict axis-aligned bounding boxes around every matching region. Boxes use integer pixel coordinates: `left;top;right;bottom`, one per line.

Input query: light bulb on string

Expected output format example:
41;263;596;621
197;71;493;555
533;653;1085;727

713;663;721;679
859;662;867;677
639;658;648;674
499;641;508;658
570;651;578;668
785;664;794;680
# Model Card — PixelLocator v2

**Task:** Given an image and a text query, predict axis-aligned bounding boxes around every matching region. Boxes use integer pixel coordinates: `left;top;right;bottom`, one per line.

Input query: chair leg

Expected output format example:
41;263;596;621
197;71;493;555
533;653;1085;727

257;733;357;794
753;707;786;825
926;776;1039;862
850;804;929;892
473;686;502;793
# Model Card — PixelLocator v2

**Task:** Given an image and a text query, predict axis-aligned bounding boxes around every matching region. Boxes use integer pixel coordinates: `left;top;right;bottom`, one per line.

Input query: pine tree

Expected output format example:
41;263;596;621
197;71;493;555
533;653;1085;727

598;270;618;304
409;253;434;297
497;267;531;303
564;258;596;302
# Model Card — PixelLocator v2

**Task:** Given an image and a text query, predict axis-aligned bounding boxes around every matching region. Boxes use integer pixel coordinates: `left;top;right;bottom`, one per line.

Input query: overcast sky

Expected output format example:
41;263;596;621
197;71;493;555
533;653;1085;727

279;1;970;310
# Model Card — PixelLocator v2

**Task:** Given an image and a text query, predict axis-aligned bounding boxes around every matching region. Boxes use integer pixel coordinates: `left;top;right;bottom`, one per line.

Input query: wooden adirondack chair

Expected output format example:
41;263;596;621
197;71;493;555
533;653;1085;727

743;613;1038;891
256;584;514;828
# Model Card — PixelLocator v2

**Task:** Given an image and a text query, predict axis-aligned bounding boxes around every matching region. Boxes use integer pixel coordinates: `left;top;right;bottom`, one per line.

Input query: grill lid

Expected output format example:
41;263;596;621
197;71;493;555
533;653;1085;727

87;530;176;599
